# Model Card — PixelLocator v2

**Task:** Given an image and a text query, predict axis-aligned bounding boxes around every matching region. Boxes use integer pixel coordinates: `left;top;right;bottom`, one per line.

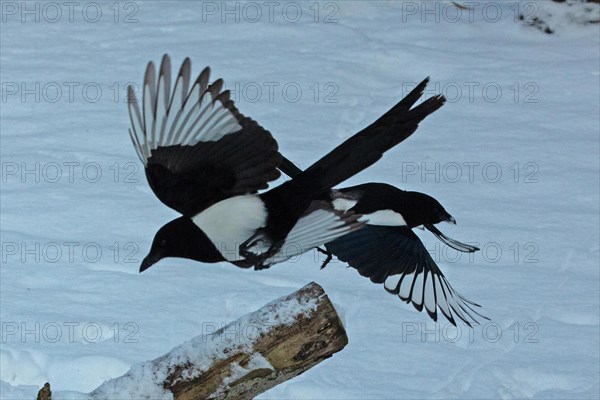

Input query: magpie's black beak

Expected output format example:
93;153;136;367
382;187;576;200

446;216;457;225
139;252;164;273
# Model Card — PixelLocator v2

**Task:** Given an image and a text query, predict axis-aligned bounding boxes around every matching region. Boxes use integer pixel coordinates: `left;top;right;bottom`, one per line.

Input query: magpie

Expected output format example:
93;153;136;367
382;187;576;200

326;184;486;326
128;54;445;272
280;157;479;253
128;55;358;270
281;158;486;326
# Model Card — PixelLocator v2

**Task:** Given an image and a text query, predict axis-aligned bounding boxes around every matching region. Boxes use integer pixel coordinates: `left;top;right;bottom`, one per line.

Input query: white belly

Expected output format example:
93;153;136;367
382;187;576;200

358;209;407;226
192;195;268;261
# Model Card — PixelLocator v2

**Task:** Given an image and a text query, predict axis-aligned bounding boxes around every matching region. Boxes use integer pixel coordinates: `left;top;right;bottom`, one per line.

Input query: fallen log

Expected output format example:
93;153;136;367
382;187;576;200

87;281;347;399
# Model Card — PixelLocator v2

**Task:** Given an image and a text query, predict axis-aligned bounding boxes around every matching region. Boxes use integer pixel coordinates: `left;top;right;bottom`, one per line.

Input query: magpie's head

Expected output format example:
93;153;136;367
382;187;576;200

405;192;456;226
140;217;223;272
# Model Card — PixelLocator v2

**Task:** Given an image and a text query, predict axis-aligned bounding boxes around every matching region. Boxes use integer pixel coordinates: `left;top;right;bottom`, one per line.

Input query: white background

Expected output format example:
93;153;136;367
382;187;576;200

1;1;599;398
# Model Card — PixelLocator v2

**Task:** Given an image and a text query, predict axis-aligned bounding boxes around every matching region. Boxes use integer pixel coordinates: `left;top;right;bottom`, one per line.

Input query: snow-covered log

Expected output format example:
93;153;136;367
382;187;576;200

88;281;347;400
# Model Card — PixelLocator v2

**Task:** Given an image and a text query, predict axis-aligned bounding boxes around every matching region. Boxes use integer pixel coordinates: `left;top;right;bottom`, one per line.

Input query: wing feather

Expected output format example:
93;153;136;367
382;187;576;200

326;225;487;326
268;202;365;264
127;55;281;216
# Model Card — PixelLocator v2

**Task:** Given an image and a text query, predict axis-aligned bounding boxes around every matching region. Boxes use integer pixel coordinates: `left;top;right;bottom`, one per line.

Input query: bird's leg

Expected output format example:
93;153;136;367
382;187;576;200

252;242;284;271
316;247;333;269
257;240;284;263
254;262;270;271
239;229;267;260
240;231;285;270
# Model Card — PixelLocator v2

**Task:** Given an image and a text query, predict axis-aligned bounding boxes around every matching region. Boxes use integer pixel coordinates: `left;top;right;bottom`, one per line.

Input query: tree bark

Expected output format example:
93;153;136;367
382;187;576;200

89;281;348;400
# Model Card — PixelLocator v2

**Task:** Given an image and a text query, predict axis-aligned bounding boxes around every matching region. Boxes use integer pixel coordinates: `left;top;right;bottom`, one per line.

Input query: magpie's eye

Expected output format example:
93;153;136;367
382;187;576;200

159;239;167;247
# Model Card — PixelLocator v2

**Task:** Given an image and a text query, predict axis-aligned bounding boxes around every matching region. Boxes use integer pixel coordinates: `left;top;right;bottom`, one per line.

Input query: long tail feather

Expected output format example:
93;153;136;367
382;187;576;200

288;79;445;196
425;224;479;253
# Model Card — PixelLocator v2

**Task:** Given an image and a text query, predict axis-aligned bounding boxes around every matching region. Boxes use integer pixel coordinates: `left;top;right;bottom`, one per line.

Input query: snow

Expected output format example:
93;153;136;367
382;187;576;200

1;0;599;399
90;283;315;399
522;0;600;33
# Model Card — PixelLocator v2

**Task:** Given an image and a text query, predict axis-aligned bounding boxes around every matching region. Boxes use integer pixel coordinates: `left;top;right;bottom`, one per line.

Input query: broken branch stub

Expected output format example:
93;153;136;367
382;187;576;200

90;281;348;400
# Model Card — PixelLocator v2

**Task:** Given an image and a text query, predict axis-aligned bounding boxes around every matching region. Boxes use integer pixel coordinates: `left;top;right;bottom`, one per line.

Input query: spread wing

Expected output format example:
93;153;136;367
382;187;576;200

127;54;281;217
326;225;487;326
267;201;365;265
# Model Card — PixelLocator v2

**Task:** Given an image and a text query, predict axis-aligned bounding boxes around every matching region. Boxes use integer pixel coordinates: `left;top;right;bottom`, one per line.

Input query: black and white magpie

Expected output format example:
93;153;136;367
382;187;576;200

280;158;479;253
326;185;486;326
128;55;445;272
281;159;486;326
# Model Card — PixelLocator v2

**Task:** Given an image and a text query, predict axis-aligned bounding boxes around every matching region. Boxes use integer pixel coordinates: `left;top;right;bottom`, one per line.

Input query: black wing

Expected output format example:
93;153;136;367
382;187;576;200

325;225;487;326
128;54;281;217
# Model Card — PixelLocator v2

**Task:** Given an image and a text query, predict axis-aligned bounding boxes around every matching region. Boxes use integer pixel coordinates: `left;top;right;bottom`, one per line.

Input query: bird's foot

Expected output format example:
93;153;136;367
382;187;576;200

239;232;283;270
239;229;268;260
316;247;333;269
251;243;283;270
254;262;271;271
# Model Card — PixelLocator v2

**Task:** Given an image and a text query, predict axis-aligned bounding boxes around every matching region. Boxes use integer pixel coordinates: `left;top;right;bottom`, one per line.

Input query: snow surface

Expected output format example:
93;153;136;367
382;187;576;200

524;0;600;33
90;286;314;400
1;0;599;399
